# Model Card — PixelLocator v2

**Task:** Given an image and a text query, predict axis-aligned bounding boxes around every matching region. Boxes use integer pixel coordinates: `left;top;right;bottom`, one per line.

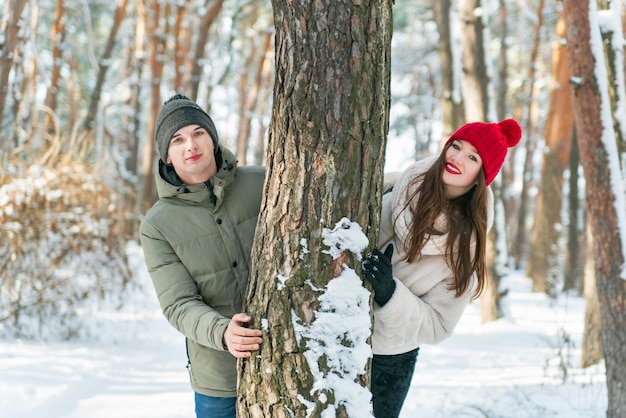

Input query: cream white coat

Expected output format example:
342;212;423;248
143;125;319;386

372;156;494;355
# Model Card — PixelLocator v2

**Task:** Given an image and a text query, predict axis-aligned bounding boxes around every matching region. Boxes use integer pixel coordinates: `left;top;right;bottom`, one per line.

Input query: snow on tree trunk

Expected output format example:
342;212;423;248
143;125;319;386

563;1;626;416
236;1;393;416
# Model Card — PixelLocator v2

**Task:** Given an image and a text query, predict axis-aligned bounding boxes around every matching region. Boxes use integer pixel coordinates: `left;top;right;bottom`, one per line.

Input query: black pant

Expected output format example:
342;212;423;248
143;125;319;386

371;347;420;418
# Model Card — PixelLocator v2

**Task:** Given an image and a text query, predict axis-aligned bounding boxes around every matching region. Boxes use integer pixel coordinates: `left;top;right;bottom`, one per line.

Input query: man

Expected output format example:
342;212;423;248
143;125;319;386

139;94;264;418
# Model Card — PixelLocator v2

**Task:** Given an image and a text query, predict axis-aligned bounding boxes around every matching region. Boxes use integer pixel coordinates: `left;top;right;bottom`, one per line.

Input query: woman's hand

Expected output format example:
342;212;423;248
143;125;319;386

362;244;396;307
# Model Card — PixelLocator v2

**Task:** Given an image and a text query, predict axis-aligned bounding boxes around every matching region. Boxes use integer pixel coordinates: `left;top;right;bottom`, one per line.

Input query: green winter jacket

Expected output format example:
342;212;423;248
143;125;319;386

139;147;264;397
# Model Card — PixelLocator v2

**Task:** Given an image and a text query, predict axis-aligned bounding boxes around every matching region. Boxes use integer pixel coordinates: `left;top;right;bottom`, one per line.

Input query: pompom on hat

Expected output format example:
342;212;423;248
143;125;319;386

445;118;522;186
155;94;219;164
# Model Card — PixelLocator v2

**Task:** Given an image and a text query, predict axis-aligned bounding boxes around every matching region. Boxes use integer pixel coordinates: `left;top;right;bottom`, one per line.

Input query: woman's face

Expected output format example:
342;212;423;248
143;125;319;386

166;124;217;184
442;139;483;198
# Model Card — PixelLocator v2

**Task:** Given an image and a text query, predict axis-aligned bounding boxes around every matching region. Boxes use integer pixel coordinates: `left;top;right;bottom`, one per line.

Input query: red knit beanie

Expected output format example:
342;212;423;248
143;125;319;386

445;118;522;186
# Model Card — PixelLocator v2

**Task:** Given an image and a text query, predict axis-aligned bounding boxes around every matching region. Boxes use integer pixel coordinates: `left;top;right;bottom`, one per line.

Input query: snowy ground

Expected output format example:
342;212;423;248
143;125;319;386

0;243;607;418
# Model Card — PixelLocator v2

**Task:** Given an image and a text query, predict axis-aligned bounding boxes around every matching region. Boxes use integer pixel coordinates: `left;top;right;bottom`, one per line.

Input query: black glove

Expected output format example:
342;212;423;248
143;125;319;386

362;244;396;306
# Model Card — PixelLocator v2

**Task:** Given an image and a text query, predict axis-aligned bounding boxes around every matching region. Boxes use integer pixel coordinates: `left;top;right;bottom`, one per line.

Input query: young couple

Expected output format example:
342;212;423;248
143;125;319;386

139;94;521;418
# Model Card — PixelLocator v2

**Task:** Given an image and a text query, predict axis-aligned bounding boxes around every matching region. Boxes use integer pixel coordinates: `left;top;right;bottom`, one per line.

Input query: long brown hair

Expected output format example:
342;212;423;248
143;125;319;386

398;144;489;299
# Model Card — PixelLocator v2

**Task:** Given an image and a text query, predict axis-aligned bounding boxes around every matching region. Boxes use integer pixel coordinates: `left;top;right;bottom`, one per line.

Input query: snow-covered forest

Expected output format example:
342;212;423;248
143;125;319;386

1;0;625;416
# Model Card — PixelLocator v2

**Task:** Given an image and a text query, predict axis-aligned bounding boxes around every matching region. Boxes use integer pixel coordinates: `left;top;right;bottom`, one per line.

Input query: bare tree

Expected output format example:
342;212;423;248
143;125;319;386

236;15;273;165
236;0;393;415
458;0;489;122
432;0;464;138
564;129;583;292
172;2;191;93
581;223;603;367
526;13;574;297
140;1;171;210
0;0;27;141
82;0;130;133
189;0;226;101
43;0;66;118
563;0;626;415
120;0;147;179
511;0;545;270
457;0;504;323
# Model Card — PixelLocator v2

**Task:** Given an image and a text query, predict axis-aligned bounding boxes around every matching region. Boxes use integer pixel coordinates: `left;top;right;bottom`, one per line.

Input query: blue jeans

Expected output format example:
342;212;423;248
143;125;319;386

194;392;236;418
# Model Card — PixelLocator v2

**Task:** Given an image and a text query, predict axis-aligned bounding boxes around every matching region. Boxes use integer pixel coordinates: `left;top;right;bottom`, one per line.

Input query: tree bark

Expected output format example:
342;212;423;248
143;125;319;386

237;1;393;416
563;1;626;416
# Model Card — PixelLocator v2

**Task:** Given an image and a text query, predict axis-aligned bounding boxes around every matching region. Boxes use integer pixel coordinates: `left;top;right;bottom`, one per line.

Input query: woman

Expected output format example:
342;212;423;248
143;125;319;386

362;119;522;417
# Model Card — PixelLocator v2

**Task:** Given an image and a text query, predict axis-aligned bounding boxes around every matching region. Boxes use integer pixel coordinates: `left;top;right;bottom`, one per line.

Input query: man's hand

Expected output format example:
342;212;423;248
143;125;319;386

223;313;263;358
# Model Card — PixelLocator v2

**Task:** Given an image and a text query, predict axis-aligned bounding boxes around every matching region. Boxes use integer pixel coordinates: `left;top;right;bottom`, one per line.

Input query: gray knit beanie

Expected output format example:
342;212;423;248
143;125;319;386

155;94;219;163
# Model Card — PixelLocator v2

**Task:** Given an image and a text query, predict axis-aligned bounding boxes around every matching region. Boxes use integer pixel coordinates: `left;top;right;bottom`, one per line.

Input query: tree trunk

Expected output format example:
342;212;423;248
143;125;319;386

237;28;273;165
237;1;393;416
563;1;626;416
189;0;226;101
598;0;625;154
8;4;37;150
457;0;503;322
458;0;489;122
172;3;191;93
581;222;603;368
250;52;274;166
123;0;147;178
44;0;66;117
481;220;500;323
0;0;28;140
527;14;574;297
512;0;544;270
495;0;507;122
493;0;522;279
140;2;170;211
83;0;129;133
432;0;464;138
564;129;582;293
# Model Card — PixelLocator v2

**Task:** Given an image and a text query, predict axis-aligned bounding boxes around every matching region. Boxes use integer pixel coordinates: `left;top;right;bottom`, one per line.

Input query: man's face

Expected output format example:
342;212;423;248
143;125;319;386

166;124;217;184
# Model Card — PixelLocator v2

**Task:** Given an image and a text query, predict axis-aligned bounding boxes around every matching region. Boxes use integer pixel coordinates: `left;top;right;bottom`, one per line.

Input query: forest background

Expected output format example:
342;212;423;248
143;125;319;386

0;0;625;416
